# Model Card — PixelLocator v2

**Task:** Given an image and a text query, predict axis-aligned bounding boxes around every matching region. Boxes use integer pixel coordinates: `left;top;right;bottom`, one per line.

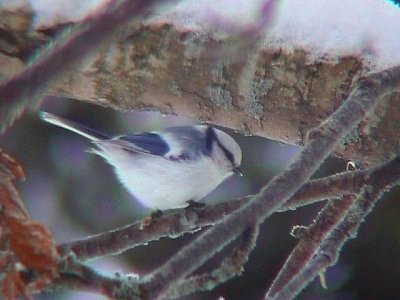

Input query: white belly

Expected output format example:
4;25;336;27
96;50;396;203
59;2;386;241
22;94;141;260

104;152;229;210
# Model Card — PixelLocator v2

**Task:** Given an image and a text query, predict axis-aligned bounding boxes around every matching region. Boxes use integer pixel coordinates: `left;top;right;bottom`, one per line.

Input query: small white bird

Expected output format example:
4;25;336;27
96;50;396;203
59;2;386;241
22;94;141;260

40;112;242;211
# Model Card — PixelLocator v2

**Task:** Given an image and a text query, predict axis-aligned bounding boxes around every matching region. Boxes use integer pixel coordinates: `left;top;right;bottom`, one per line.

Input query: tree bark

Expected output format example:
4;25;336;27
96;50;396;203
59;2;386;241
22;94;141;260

1;6;399;165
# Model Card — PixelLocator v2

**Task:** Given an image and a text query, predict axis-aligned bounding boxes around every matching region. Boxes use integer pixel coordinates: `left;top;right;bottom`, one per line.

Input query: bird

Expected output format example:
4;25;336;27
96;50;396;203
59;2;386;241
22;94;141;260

40;112;242;211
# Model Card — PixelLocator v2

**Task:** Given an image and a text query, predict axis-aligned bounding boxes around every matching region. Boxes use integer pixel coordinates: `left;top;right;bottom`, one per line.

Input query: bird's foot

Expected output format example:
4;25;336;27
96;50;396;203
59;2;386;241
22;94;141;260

186;200;206;210
140;210;163;229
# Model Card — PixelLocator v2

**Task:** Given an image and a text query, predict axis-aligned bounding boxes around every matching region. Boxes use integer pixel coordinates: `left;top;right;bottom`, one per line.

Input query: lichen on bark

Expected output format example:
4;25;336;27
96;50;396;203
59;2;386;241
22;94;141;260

1;6;399;164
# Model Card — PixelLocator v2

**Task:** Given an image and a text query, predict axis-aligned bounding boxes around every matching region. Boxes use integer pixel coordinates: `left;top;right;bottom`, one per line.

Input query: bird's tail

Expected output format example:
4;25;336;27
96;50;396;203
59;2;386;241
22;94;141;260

40;111;110;141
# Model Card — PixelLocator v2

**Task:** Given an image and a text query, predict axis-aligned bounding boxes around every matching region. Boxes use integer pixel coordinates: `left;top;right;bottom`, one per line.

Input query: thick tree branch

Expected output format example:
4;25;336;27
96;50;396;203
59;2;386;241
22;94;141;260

1;5;399;163
52;24;400;165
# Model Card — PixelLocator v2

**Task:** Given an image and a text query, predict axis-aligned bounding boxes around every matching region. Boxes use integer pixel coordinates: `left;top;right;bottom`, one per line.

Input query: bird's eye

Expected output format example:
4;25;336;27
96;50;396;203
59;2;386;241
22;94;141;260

220;146;234;166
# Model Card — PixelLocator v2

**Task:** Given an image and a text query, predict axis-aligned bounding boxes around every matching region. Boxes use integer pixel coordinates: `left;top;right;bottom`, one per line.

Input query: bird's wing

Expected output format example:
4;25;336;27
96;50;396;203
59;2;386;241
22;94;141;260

106;126;213;161
114;133;170;156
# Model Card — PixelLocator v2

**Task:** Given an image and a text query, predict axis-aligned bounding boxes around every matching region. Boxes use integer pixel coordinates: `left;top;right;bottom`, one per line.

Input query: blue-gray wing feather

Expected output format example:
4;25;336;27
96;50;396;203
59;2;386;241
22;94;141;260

119;133;170;156
117;126;216;161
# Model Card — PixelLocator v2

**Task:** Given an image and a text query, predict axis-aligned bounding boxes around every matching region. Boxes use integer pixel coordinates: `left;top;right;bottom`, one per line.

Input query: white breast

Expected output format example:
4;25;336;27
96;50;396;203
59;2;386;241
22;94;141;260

100;150;230;210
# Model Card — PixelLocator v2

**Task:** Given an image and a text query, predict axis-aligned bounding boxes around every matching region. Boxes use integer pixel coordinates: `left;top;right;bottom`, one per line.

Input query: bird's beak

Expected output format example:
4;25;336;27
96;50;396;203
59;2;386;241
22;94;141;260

232;167;243;176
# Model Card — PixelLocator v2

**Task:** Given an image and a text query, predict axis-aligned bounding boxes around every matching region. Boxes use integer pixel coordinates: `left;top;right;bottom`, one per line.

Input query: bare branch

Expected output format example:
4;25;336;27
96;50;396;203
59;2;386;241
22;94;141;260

58;154;400;261
0;0;175;135
266;158;397;298
166;223;259;299
138;65;400;299
46;255;140;299
281;154;400;210
56;199;246;260
268;152;400;299
269;184;386;300
266;194;355;298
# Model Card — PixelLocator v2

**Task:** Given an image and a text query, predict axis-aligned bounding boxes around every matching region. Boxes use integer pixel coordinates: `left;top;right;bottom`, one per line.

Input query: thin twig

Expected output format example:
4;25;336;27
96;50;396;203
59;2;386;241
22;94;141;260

138;66;400;299
266;195;355;298
269;184;386;300
166;223;259;299
269;154;400;299
57;199;247;260
281;154;399;210
266;155;400;297
266;162;360;298
44;254;140;299
0;0;175;135
58;155;400;261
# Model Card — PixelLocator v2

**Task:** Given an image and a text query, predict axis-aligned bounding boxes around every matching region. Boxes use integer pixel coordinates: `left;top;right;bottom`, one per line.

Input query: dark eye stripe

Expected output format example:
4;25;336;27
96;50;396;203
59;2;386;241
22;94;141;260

204;126;216;155
217;141;235;166
204;126;235;166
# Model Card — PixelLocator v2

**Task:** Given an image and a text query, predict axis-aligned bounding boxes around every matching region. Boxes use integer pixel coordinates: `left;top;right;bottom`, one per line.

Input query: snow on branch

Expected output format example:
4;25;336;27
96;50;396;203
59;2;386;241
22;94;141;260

1;3;400;164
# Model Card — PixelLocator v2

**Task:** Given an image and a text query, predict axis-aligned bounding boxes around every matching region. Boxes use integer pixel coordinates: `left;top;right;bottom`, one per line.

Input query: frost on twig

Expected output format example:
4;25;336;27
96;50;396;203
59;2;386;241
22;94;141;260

267;162;361;297
267;154;400;299
266;194;356;298
269;184;388;300
166;223;259;299
48;255;140;299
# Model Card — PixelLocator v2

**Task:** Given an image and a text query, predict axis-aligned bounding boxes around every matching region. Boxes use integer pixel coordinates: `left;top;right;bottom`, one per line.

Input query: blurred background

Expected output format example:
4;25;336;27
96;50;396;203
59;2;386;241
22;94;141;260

2;98;400;300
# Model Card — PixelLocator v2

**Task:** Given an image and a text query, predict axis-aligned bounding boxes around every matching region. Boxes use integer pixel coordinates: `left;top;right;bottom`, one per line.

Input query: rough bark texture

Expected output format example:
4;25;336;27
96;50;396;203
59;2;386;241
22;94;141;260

1;7;399;165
